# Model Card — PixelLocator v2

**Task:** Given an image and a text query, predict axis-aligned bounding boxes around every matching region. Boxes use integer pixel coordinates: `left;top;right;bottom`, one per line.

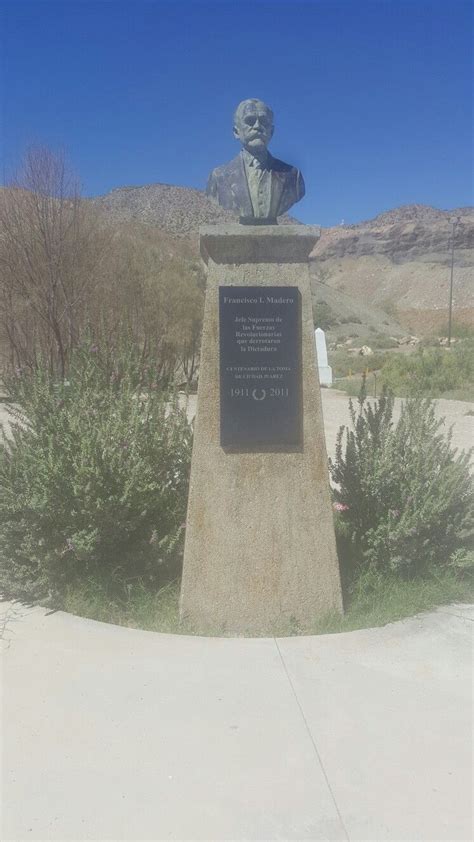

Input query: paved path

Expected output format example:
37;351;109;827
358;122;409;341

1;601;472;841
1;392;473;840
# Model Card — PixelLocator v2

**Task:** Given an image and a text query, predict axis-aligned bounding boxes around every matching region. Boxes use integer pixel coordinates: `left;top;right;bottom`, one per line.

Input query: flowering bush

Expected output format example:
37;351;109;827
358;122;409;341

330;381;473;578
333;502;349;513
0;341;192;601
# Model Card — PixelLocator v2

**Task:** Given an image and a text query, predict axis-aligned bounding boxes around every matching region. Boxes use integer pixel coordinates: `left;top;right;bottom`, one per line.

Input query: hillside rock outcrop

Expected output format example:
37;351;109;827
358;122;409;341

90;186;473;333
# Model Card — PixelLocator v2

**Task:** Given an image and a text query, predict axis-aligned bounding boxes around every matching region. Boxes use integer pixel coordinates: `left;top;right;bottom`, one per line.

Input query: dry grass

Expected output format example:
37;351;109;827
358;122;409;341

61;569;473;638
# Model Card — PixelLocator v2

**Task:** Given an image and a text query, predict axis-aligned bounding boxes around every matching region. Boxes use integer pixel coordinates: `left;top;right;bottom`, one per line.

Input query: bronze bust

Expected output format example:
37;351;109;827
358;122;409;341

206;99;305;224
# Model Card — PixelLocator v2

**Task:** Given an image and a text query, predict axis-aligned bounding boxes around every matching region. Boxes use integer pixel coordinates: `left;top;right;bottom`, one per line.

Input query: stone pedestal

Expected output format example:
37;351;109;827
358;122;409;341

179;225;342;635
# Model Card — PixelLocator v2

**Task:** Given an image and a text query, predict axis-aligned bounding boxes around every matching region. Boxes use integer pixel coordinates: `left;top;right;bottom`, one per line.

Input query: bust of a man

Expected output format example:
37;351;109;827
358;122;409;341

206;98;305;223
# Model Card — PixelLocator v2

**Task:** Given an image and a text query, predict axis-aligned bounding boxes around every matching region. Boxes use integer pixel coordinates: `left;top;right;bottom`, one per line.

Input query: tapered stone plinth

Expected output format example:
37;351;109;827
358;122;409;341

179;225;342;635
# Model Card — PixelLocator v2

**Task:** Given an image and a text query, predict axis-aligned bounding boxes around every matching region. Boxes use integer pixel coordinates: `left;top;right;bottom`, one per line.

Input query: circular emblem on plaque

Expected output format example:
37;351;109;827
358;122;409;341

252;388;266;401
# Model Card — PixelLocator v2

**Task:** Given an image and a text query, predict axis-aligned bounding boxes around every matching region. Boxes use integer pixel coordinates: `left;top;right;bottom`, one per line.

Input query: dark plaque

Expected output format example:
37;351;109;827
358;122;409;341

219;286;302;450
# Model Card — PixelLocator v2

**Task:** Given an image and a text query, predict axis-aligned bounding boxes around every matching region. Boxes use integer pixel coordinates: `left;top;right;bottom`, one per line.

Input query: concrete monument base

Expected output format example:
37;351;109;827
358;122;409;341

318;366;333;386
179;225;343;635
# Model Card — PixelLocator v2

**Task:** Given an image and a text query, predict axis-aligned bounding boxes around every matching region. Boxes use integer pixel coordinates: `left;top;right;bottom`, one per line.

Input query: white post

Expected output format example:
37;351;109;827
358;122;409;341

315;327;333;386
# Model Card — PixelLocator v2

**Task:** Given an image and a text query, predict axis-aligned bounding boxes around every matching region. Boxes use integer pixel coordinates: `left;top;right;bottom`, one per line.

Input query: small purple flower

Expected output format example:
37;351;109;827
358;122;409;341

333;502;350;512
90;345;99;353
66;538;75;552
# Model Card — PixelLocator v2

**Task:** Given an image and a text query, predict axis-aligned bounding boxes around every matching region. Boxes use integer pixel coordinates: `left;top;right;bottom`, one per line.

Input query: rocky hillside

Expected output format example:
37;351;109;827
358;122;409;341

310;204;473;333
312;204;473;262
91;183;298;235
91;183;238;235
91;186;473;335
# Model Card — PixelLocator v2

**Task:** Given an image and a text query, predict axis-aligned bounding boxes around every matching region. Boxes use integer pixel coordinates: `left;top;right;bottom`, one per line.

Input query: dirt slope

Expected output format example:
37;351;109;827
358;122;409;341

90;187;474;334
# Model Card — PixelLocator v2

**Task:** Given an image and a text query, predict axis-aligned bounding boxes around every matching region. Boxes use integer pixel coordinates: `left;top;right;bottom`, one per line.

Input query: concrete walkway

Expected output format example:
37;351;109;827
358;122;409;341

1;600;472;841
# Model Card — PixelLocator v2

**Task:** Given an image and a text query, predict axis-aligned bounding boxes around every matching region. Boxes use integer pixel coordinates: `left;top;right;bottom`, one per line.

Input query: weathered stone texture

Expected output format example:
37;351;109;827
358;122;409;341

179;225;342;635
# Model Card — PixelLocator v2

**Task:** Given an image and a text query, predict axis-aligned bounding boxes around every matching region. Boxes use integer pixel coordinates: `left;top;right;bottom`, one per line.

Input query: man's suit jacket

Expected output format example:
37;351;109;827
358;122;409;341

206;152;305;219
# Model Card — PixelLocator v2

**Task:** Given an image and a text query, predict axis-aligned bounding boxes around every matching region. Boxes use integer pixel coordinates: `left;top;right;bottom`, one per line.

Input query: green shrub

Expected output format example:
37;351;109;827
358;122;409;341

339;315;362;324
448;547;474;579
313;300;339;330
437;323;474;341
366;333;399;349
329;349;388;378
0;341;192;602
330;382;473;579
380;343;474;397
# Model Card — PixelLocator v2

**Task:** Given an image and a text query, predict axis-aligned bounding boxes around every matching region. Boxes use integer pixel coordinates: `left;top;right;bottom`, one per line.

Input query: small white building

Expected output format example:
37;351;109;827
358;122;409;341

314;327;333;386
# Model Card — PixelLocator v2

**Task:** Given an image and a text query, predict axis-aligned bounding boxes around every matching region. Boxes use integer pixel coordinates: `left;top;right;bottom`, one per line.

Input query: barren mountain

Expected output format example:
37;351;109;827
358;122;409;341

91;183;238;235
91;182;299;234
310;204;473;333
91;185;473;335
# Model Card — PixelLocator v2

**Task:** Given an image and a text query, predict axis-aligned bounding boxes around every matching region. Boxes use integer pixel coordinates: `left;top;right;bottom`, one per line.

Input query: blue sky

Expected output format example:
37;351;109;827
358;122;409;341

1;0;472;225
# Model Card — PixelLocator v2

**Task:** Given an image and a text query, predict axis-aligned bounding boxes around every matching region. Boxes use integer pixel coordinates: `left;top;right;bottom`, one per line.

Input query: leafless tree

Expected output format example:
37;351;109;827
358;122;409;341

0;146;110;376
0;146;204;385
89;223;205;386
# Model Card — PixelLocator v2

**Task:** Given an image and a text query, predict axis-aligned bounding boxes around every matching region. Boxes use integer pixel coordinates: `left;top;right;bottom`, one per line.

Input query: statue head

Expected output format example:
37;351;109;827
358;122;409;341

206;98;305;220
232;99;274;155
